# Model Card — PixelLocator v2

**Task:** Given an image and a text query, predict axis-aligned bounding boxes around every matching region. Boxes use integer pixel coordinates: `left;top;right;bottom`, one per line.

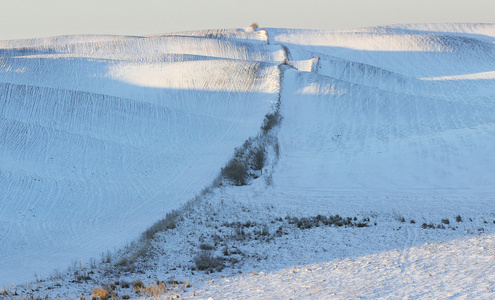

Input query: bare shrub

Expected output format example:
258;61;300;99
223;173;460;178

193;251;225;272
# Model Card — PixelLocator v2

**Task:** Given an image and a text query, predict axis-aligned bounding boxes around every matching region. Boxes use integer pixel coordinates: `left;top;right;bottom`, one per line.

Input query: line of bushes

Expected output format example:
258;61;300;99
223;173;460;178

220;111;282;186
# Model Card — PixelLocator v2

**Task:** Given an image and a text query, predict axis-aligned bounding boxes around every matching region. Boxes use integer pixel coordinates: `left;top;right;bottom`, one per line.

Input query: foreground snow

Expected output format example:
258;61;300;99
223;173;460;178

4;187;495;299
1;23;495;298
190;234;495;299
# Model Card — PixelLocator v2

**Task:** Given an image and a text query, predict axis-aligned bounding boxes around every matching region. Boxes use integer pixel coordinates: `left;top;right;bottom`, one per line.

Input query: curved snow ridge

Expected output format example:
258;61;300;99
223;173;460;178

2;52;236;63
421;70;495;81
0;34;141;48
293;65;495;112
107;59;281;92
270;26;495;79
269;24;495;52
269;29;459;52
1;35;286;62
160;27;269;44
292;54;422;95
386;23;495;42
315;56;495;100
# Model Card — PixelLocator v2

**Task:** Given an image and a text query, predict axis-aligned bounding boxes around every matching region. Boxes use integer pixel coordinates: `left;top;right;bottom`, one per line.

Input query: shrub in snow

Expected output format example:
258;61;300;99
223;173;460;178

422;223;436;229
456;215;463;222
221;160;248;186
193;251;225;272
250;147;266;171
261;112;281;134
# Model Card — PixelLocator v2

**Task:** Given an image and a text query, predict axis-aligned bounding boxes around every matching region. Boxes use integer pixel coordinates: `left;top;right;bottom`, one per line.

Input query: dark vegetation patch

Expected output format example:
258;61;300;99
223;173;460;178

220;110;281;186
285;214;371;229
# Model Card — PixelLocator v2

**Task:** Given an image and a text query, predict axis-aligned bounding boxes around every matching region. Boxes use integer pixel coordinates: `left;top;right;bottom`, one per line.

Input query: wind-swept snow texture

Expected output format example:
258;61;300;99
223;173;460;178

2;23;495;288
0;30;281;284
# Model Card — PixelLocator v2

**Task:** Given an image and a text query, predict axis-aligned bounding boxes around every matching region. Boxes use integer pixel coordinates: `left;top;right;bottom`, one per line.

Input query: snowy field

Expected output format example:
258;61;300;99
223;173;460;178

1;23;495;298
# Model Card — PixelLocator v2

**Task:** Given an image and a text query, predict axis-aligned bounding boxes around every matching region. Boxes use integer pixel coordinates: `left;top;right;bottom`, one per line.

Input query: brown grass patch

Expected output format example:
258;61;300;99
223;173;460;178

91;287;109;300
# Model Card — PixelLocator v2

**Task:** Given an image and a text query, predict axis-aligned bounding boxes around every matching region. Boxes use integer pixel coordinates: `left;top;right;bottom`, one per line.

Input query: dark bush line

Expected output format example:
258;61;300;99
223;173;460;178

285;214;371;229
422;223;446;229
220;110;282;186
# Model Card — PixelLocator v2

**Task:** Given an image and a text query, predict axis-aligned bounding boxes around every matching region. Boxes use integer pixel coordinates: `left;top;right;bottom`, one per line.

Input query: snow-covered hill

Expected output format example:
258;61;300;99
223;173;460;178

0;30;281;284
1;23;495;298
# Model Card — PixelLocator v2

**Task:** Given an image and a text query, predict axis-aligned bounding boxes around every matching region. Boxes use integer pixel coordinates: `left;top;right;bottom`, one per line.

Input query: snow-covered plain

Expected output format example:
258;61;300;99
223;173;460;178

1;23;495;298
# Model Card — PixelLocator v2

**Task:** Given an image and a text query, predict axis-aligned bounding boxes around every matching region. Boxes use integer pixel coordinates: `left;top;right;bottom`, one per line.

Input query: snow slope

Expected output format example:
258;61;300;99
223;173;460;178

2;23;495;297
0;32;281;284
267;24;495;191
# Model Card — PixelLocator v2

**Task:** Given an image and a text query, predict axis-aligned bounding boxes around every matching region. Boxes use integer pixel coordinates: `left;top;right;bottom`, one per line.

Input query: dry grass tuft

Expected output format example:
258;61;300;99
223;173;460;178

134;281;168;297
91;287;109;300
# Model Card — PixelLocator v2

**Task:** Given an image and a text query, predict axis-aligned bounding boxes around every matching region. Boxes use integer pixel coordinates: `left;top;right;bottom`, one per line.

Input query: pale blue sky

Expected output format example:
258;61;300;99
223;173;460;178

0;0;494;40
